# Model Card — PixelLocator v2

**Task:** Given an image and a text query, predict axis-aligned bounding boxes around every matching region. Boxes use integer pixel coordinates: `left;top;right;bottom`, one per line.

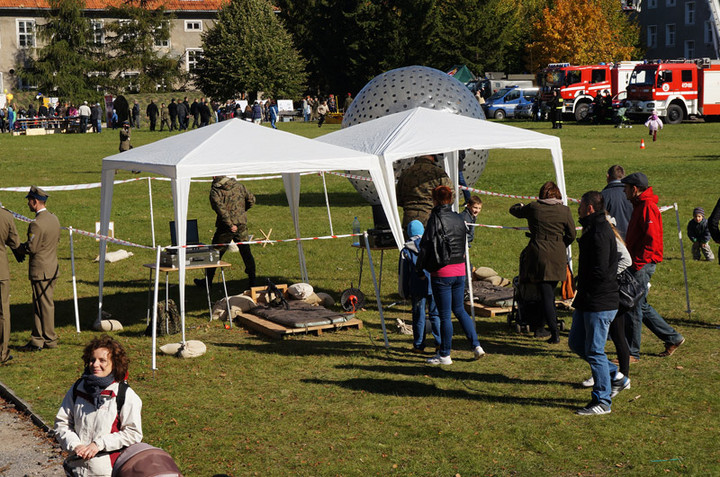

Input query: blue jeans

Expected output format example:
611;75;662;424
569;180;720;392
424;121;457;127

431;275;480;357
626;263;683;358
458;170;471;204
411;294;440;350
569;308;618;407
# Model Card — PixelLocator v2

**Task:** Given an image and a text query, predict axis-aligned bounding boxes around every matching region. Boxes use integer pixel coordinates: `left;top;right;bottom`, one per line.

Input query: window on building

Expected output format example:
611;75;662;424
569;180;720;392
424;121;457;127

91;20;104;46
705;21;715;44
591;69;607;83
186;48;203;72
120;71;140;92
647;25;658;48
666;0;676;6
154;22;170;48
118;20;138;42
685;2;695;25
666;24;676;47
184;20;202;32
17;20;35;48
685;40;695;58
648;0;657;8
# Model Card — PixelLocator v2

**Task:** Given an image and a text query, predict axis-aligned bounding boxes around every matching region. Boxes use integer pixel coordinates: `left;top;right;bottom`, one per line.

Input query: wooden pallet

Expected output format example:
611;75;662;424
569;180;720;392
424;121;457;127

235;312;362;339
464;301;512;317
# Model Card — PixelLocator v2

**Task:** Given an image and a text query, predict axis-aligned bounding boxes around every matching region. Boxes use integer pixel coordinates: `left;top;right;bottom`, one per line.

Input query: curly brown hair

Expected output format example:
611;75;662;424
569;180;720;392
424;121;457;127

82;335;129;381
538;181;562;200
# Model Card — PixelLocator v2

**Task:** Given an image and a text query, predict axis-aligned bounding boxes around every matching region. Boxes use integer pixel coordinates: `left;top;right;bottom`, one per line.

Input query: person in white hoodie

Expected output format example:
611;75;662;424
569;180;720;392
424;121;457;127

55;336;142;476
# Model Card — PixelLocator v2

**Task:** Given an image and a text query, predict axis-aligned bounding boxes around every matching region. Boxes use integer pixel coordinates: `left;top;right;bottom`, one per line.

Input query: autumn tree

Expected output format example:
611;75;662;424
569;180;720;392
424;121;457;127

527;0;640;71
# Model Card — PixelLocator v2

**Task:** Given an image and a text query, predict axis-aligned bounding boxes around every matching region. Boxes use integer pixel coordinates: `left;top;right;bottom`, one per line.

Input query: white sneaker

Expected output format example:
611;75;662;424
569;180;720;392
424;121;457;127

610;377;631;398
426;354;452;365
581;376;595;387
473;345;486;359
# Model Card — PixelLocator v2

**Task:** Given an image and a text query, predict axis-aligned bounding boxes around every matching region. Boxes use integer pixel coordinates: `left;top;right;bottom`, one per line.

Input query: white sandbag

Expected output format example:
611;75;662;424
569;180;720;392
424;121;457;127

160;340;206;358
227;241;239;253
288;283;314;299
315;292;336;307
94;319;123;331
473;266;497;280
211;295;256;321
94;249;134;263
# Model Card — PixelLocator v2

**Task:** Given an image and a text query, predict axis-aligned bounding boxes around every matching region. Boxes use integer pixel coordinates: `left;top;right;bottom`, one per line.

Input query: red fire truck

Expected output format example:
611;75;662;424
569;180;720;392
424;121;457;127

625;58;720;124
537;62;640;121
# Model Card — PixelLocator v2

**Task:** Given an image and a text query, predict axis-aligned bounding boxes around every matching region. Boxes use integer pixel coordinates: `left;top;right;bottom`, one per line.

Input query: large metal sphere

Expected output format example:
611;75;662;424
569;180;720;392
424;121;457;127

342;65;489;205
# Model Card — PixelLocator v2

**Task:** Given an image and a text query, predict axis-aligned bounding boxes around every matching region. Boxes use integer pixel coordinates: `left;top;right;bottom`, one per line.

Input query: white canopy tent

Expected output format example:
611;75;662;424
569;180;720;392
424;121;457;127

97;119;395;342
317;107;567;250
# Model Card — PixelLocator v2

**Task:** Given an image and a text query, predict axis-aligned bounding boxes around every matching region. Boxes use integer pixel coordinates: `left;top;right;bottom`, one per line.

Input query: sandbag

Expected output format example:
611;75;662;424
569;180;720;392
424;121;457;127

211;295;256;321
94;319;124;331
288;283;314;299
159;340;206;358
473;266;498;280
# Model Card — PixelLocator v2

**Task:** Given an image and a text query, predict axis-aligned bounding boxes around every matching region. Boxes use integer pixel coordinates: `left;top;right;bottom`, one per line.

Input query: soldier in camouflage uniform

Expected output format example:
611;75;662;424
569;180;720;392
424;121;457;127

196;176;256;288
396;155;452;236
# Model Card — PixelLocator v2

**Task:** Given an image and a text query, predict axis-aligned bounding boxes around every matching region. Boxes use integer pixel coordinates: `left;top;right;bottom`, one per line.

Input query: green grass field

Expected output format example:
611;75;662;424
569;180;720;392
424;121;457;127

1;118;719;476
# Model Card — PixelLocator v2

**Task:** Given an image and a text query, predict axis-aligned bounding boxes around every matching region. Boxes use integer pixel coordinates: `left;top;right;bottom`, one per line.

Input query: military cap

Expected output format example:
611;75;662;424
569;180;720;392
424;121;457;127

620;172;649;189
26;185;49;201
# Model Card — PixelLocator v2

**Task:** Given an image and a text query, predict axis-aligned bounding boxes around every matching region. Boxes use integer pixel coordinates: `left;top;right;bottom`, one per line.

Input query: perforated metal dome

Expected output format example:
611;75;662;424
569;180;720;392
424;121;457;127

342;65;489;205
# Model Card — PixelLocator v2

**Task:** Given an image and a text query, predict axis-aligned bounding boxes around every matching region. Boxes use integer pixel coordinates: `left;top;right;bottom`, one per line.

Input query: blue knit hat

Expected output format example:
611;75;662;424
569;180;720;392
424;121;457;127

407;220;424;238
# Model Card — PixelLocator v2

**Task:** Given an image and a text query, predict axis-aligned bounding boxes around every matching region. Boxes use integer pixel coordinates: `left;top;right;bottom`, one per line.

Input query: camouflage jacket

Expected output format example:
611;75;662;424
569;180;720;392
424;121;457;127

210;176;255;230
396;157;452;222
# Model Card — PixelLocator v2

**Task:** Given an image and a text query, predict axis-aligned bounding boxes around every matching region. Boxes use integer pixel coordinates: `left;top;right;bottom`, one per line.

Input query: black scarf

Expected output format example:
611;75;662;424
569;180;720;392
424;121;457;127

82;370;116;409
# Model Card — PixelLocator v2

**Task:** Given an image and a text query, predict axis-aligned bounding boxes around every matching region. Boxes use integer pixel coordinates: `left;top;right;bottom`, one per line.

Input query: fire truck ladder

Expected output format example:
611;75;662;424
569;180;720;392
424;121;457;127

708;0;720;59
621;0;642;12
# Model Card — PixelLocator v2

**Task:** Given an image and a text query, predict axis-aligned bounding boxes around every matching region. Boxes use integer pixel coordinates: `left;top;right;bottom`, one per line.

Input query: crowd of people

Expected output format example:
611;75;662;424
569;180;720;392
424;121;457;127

395;157;712;415
0;100;105;134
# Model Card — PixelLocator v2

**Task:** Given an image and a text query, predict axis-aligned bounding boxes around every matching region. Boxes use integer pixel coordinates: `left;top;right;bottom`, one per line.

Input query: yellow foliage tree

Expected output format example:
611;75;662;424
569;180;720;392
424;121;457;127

527;0;640;71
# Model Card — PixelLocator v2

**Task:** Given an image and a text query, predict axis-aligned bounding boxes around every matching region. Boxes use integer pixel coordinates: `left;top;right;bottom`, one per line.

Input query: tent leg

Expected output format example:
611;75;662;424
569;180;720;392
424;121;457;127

674;203;692;317
321;172;334;236
465;240;475;322
69;227;81;333
364;232;389;348
152;246;161;371
148;177;156;248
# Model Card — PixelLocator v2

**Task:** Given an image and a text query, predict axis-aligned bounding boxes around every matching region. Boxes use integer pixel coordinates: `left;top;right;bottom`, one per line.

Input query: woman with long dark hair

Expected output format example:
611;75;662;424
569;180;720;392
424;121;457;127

418;185;485;365
510;181;576;343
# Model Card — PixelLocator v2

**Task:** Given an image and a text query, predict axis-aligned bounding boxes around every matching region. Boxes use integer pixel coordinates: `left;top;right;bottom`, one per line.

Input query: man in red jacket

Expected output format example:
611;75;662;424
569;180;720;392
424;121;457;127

622;172;684;361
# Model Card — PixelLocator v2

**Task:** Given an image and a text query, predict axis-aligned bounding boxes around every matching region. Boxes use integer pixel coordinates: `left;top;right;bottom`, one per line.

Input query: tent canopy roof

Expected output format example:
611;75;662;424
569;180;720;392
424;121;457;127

101;118;380;178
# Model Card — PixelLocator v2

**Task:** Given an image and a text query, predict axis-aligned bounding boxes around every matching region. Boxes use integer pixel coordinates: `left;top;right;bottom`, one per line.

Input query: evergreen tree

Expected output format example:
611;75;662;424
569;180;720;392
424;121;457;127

196;0;307;100
100;1;180;93
17;0;98;103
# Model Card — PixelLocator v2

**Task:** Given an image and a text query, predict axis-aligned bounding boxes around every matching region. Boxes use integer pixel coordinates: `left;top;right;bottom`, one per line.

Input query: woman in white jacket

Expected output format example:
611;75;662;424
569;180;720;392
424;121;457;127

55;336;142;477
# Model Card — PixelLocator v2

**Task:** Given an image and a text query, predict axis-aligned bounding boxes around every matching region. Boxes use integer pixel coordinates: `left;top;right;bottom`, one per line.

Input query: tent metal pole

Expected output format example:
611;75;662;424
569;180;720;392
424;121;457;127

148;177;156;248
321;172;334;236
674;203;692;317
152;245;161;371
69;227;81;333
364;231;389;348
465;239;475;321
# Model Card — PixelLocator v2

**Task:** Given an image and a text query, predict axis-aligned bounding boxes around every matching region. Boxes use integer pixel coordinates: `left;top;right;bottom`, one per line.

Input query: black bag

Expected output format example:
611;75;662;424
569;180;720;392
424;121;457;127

144;299;182;336
617;269;644;310
427;213;452;272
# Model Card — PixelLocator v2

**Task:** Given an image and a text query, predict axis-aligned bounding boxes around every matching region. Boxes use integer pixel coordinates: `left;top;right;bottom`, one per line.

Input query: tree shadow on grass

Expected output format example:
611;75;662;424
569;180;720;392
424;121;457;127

690;155;720;162
302;376;580;409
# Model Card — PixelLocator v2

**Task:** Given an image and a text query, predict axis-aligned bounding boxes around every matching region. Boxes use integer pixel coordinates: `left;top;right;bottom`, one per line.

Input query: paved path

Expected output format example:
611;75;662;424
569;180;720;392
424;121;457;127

0;396;65;476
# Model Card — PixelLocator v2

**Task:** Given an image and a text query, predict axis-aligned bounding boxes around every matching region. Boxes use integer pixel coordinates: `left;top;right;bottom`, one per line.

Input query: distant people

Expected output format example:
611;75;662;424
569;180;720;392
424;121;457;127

196;176;256;289
687;207;715;261
251;101;263;124
316;100;329;128
621;172;685;360
328;94;337;113
17;186;61;352
159;103;170;131
168;98;178;131
303;97;312;122
343;93;353;112
78;101;91;133
418;185;485;365
199;100;211;127
119;121;132;152
90;103;102;133
396;154;452;233
644;110;663;142
55;336;143;476
399;220;440;354
146;100;158;131
176;100;188;130
0;201;21;365
110;109;118;129
510;181;576;343
551;90;563;129
601;165;633;239
131;100;140;129
311;96;319;121
569;191;629;415
0;107;6;133
268;99;279;129
190;98;200;128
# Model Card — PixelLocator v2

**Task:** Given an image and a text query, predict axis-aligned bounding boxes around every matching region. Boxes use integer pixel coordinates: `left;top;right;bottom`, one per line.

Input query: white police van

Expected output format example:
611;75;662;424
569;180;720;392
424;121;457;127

483;86;539;120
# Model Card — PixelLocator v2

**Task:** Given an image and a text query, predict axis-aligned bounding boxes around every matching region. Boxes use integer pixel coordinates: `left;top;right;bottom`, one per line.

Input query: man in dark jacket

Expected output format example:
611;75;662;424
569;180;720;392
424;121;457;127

195;176;256;289
176;101;188;131
569;191;628;415
601;165;633;239
198;100;211;127
168;98;178;131
190;98;199;128
622;172;684;360
396;155;452;234
146;100;159;131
